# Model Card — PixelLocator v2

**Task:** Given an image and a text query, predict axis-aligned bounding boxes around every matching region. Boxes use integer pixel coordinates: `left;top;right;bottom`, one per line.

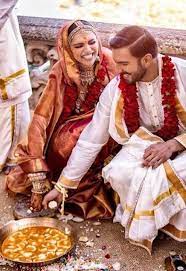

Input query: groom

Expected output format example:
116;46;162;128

43;25;186;253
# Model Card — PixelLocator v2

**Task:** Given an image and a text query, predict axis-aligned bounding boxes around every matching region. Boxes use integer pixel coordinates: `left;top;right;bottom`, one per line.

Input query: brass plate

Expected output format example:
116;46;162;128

0;217;76;265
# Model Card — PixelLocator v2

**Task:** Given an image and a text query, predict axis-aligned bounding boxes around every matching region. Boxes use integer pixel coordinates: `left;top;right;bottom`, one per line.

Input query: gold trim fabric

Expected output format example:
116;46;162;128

114;93;128;139
129;239;152;255
0;69;26;100
163;161;186;202
11;105;15;143
162;224;186;241
135;128;163;143
57;175;80;189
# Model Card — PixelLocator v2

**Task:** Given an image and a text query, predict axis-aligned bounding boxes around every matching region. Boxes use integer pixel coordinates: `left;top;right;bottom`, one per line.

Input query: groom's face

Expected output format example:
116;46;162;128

112;47;146;84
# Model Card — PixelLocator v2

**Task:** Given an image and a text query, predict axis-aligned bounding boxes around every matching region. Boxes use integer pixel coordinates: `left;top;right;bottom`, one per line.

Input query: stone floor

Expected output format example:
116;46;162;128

0;173;185;271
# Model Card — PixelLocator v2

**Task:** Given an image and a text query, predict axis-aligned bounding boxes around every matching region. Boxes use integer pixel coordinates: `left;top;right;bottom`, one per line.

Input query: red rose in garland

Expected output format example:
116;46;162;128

82;55;108;112
119;55;179;141
62;55;108;121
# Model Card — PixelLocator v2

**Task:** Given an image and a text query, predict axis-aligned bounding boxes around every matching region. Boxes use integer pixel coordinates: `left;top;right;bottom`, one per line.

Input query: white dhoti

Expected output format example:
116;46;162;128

57;58;186;253
103;127;186;253
0;101;30;171
0;8;32;171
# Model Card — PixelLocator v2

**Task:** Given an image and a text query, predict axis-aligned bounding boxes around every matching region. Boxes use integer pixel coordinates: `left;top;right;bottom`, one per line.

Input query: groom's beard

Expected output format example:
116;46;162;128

123;63;147;84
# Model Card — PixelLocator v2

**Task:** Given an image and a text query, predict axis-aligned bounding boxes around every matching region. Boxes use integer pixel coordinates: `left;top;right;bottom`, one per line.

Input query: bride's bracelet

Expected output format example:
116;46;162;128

28;172;48;194
28;172;46;182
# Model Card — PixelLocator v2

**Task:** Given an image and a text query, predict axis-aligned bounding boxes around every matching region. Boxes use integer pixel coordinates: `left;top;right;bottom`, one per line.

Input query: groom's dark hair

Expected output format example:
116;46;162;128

109;25;158;58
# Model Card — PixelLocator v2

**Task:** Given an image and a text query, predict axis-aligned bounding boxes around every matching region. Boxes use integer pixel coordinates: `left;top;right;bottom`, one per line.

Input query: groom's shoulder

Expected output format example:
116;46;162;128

171;55;186;68
103;75;120;93
107;74;120;89
101;75;120;101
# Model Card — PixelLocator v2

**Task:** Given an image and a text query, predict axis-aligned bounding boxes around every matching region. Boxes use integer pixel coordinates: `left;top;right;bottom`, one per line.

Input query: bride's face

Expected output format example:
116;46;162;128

70;30;99;68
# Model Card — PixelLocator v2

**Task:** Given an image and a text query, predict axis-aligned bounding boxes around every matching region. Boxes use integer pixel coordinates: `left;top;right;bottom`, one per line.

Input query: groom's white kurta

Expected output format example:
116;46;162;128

58;55;186;252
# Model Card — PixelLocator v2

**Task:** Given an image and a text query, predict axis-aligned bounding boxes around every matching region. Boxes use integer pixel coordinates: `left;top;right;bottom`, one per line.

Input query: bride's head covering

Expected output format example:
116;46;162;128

57;20;103;86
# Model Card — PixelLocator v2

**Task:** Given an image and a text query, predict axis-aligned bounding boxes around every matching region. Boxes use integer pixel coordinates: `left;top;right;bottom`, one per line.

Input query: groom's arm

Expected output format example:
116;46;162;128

57;78;117;189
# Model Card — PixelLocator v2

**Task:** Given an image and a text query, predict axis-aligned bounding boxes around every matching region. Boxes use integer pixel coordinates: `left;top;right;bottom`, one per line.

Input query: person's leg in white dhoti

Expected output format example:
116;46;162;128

103;127;186;253
0;101;30;173
161;151;186;241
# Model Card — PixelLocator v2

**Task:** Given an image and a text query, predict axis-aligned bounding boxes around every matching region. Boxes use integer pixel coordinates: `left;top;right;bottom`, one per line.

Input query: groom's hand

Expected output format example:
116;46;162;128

143;139;184;169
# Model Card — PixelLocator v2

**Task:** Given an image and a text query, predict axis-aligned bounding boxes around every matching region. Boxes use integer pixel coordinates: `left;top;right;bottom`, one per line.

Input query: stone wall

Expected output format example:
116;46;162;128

18;16;186;108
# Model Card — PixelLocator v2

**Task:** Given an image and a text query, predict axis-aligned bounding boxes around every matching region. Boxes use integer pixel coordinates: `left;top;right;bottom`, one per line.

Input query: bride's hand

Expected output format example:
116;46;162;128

28;172;48;212
30;192;43;212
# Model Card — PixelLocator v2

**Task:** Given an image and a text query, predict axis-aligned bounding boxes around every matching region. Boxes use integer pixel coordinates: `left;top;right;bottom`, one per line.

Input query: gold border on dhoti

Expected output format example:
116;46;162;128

153;185;177;206
125;204;154;219
162;224;186;241
129;239;153;255
124;185;183;221
11;105;15;143
113;191;120;206
134;128;186;203
163;161;186;202
0;69;26;100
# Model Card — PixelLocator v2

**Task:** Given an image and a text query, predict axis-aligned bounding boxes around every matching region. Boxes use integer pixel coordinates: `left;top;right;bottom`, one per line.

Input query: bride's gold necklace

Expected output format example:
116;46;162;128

79;68;95;86
75;66;95;113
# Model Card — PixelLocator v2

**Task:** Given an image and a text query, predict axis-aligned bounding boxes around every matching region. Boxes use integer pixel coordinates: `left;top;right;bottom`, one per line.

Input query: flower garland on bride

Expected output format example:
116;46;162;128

62;56;108;121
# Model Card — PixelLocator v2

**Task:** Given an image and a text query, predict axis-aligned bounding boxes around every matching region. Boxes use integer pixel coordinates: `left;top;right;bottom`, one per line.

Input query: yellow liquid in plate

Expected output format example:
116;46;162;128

2;226;72;263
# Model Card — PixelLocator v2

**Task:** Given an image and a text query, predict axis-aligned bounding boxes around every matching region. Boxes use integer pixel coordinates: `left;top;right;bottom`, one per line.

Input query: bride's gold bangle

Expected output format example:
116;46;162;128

28;172;46;182
31;179;48;194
